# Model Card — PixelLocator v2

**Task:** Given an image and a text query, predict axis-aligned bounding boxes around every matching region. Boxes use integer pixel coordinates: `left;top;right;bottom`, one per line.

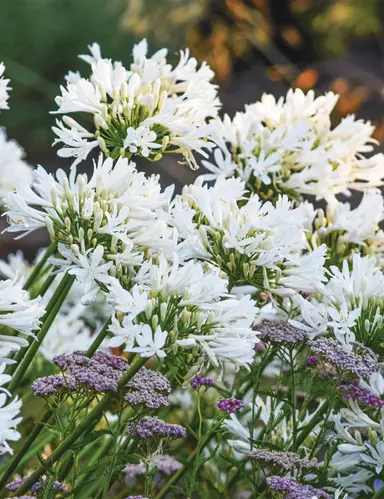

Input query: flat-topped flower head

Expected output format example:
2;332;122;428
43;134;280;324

249;450;318;471
308;338;378;379
266;476;329;499
202;89;384;202
171;177;327;296
7;477;67;494
339;379;384;408
125;368;171;409
32;351;129;400
0;63;11;110
125;454;181;479
52;40;220;168
127;416;186;440
108;254;259;371
256;320;308;345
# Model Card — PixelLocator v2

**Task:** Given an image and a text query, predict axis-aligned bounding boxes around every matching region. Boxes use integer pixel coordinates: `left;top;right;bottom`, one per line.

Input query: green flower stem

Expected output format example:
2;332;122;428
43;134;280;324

12;356;147;497
373;485;384;499
31;267;58;298
0;408;52;493
23;242;57;291
7;273;76;391
155;430;216;499
295;400;329;450
0;315;114;494
85;316;112;357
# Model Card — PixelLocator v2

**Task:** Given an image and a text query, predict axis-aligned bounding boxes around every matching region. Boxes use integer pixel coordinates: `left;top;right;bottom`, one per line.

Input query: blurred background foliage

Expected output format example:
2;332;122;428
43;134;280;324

0;0;383;255
0;0;383;161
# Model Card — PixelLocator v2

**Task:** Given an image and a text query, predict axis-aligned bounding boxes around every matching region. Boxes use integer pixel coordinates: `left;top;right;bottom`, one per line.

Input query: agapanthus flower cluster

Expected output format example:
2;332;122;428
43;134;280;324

53;40;220;168
127;416;186;440
0;63;10;111
309;192;384;267
266;476;329;499
0;129;33;200
295;254;384;347
0;367;22;455
3;155;174;301
203;89;384;202
171;176;327;296
108;255;259;370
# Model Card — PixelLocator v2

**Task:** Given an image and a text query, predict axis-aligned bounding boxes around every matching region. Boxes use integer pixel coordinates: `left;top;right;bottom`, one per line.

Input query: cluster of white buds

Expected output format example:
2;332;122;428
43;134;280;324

170;176;327;298
308;192;384;267
52;40;220;168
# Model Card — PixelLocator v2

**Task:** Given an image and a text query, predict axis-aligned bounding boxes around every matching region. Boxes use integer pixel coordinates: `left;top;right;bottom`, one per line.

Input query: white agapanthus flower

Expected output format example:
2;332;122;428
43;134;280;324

52;40;220;168
0;129;33;200
3;155;175;298
223;393;322;458
170;176;327;297
0;369;22;455
0;277;44;337
294;253;384;346
108;254;259;371
0;63;11;110
202;89;384;201
312;192;384;266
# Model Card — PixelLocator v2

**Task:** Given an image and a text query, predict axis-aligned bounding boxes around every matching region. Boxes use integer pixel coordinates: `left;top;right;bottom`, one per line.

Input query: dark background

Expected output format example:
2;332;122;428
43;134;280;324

0;0;383;257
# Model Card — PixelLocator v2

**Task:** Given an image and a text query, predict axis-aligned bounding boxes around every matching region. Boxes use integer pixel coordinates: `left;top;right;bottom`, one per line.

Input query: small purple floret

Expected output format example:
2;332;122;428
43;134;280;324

191;376;214;389
217;398;244;414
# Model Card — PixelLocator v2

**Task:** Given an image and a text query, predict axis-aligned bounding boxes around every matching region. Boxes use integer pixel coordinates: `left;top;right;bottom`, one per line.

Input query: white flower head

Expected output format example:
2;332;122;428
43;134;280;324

52;40;221;168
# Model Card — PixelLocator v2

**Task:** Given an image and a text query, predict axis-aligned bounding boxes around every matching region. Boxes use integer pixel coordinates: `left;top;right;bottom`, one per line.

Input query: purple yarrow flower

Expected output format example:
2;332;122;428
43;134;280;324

127;416;186;440
33;351;129;398
217;398;243;414
309;338;378;379
339;380;384;408
125;455;181;480
125;368;171;409
7;477;67;494
256;320;308;345
266;476;329;499
306;355;319;366
249;450;318;471
124;496;149;499
191;376;214;389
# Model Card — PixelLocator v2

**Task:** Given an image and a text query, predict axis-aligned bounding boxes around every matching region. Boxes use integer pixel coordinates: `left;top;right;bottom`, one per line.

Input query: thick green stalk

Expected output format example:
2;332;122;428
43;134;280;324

0;409;52;493
12;356;147;497
85;317;112;357
23;242;57;291
8;274;75;391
